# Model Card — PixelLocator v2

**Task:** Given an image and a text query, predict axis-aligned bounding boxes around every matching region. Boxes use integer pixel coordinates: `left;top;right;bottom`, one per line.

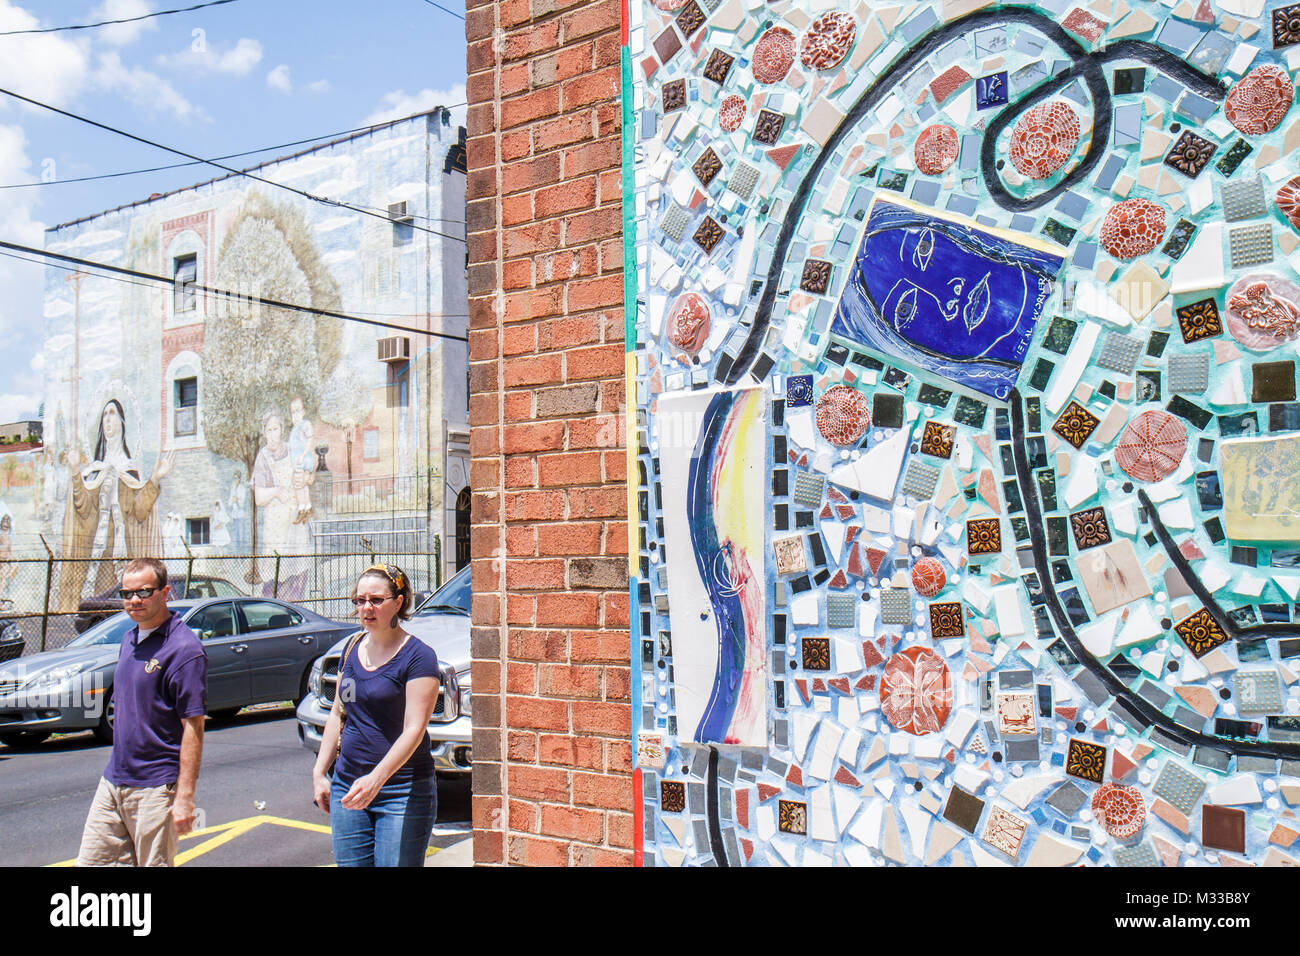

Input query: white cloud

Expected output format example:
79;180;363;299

266;64;291;93
90;0;158;46
94;52;206;122
364;83;466;127
156;36;263;75
307;78;331;94
0;393;38;422
0;2;90;108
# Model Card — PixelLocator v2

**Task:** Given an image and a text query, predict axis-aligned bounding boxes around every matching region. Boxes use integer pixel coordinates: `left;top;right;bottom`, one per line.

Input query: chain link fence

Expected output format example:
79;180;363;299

0;539;442;656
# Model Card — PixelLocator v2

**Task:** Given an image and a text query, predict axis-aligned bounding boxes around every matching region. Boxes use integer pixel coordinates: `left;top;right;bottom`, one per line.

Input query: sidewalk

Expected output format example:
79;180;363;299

426;837;473;866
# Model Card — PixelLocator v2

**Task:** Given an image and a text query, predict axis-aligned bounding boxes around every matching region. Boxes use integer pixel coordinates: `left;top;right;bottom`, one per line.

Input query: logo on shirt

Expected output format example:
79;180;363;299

144;659;160;674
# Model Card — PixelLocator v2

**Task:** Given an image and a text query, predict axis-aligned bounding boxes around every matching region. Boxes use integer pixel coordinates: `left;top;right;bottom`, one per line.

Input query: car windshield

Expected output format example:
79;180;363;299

413;567;471;617
65;613;138;648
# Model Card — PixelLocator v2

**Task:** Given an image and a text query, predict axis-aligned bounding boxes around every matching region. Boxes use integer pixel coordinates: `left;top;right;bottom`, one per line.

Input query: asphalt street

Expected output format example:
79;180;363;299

0;705;471;867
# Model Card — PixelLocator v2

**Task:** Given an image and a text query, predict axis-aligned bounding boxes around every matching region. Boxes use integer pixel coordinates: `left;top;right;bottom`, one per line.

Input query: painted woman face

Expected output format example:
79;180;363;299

860;224;1033;364
264;415;283;451
101;403;123;446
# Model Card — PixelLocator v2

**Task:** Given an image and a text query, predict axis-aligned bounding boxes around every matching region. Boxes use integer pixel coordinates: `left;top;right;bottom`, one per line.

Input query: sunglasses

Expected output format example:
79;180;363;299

351;596;396;608
119;587;161;600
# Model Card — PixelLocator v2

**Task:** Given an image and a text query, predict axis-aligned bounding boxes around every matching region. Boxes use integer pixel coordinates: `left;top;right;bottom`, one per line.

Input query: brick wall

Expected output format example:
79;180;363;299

465;0;633;865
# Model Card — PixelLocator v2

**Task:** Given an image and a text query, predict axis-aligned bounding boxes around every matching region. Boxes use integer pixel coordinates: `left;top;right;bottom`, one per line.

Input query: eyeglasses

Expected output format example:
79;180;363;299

119;587;160;600
351;596;395;608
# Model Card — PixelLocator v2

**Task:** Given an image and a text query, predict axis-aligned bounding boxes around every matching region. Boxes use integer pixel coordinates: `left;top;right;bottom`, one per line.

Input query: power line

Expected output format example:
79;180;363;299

0;246;468;320
420;0;465;21
0;109;466;190
0;238;468;342
0;0;240;36
0;85;468;244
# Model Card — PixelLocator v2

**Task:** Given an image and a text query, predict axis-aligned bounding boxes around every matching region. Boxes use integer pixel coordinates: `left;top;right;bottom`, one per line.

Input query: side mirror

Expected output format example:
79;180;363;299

411;590;433;611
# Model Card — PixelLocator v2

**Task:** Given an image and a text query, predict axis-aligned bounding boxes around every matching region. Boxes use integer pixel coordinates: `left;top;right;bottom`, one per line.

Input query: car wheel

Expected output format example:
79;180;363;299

91;690;114;745
0;730;51;748
208;708;242;722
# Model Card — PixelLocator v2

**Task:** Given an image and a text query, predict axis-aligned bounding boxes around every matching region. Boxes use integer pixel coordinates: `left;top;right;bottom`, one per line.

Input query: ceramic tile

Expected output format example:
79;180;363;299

1065;738;1107;783
879;588;912;625
1153;760;1206;814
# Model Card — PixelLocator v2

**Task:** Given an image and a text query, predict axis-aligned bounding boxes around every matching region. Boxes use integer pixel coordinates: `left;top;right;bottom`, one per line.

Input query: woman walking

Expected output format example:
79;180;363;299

312;564;440;866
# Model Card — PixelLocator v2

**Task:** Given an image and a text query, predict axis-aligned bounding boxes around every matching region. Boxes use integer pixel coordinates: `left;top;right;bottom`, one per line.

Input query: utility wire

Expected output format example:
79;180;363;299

420;0;465;21
0;85;467;244
0;0;239;36
0;238;468;342
0;246;468;320
0;109;466;190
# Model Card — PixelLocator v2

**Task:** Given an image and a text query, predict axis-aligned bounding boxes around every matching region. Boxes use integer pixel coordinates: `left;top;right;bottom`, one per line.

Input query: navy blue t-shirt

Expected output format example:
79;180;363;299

106;612;208;788
336;635;440;787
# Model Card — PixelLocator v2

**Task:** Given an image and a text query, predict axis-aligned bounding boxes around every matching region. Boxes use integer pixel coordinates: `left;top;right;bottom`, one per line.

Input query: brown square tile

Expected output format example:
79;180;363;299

1202;805;1246;853
1174;607;1230;658
966;518;1002;554
660;780;685;812
702;48;734;84
929;601;965;638
692;147;722;187
1065;738;1107;783
778;799;807;834
920;420;956;458
753;109;785;145
675;0;706;37
692;215;725;253
1052;400;1101;449
802;637;830;671
661;79;687;112
1069;507;1112;550
1176;297;1222;343
800;259;833;294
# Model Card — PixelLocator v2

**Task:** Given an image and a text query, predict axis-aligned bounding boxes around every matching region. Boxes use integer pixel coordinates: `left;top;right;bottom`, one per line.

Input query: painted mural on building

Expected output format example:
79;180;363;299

628;0;1300;866
31;111;468;607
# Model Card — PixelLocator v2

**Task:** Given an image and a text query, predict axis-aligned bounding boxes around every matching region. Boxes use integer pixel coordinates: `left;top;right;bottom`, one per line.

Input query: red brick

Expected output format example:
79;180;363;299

567;487;625;518
504;456;536;488
602;592;630;627
507;731;537;761
504;392;533;422
603;450;626;481
572;771;633;811
506;662;537;695
567;415;620;449
536;592;599;626
472;794;502;830
563;206;622;244
507;628;568;662
604;666;630;702
504;20;560;62
535;248;599;285
502;153;560;195
506;558;566;590
473;829;504;865
536;522;601;555
566;343;624;380
501;129;530;163
561;66;620;111
501;323;537;356
560;0;619;43
502;221;559;261
540;805;605;843
572;700;629;735
570;630;628;663
603;521;629;556
501;192;533;228
541;315;601;350
504;490;564;521
501;258;532;289
507;834;570;867
499;61;530;98
540;663;601;698
506;593;534;624
507;696;569;732
572;847;633;867
502;421;564;453
606;739;633;774
607;811;634;849
501;86;561;130
508;797;537;833
539;733;603;770
535;176;596;218
538;451;602;486
532;113;591;152
554;42;595;81
504;525;536;557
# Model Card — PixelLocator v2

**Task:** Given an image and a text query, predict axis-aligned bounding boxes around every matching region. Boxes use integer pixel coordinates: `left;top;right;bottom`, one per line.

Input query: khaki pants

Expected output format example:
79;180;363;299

76;777;177;867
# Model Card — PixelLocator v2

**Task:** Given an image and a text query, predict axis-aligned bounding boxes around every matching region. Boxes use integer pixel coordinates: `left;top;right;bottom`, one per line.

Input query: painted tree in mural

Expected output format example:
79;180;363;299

318;359;373;491
202;191;342;564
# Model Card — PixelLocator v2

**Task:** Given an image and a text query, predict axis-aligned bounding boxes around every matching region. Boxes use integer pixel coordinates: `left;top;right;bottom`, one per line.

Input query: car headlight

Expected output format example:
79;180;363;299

25;660;97;690
308;658;324;699
1;621;20;642
458;674;471;717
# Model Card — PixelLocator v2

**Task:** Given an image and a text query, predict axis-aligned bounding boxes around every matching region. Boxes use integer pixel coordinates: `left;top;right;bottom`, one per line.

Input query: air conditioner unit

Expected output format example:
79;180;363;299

387;201;414;225
378;335;411;363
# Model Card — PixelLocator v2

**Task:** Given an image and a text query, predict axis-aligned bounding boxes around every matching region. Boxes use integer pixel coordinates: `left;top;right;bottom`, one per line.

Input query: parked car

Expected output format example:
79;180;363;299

0;601;23;663
73;574;245;633
296;565;471;776
0;597;356;748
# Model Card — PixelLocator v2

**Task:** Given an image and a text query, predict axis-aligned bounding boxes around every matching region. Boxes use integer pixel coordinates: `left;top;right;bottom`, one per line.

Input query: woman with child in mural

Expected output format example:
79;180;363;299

59;398;173;610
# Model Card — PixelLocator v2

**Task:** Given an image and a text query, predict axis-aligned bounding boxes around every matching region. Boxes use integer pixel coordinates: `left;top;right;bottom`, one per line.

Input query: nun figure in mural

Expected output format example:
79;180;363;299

59;399;173;610
252;409;313;598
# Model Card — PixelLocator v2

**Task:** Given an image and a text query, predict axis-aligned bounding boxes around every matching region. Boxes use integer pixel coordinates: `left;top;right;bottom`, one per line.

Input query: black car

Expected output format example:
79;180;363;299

0;601;22;663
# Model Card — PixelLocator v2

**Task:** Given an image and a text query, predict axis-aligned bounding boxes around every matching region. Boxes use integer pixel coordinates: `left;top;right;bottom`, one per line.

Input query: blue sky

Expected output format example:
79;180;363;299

0;0;468;422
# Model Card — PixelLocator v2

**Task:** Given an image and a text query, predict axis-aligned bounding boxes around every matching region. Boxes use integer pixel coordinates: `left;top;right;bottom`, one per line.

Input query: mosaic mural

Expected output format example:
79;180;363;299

626;0;1300;866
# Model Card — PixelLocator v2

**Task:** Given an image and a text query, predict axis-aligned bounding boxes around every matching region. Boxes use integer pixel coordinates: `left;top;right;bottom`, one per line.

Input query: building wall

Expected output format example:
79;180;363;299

467;0;633;865
36;113;467;588
628;0;1300;868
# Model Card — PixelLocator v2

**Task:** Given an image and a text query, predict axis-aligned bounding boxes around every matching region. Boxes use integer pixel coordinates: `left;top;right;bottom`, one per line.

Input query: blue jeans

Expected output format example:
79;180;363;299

330;772;437;867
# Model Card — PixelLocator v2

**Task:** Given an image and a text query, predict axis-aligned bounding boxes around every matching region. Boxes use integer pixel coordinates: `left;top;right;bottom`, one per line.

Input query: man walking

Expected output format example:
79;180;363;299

76;557;207;866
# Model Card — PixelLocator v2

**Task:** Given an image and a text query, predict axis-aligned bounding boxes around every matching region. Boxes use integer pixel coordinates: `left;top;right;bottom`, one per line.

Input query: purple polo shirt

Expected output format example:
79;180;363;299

105;611;208;788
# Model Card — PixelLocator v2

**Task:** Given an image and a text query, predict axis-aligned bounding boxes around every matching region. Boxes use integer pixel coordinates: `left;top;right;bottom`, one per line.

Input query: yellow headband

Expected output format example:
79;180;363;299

364;564;407;591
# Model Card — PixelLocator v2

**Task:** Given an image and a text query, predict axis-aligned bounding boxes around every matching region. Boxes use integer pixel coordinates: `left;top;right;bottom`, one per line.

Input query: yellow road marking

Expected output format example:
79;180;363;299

48;813;334;867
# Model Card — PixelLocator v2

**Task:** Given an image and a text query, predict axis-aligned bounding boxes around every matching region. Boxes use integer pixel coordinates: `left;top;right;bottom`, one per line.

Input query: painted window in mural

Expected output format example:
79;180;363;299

629;0;1300;867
